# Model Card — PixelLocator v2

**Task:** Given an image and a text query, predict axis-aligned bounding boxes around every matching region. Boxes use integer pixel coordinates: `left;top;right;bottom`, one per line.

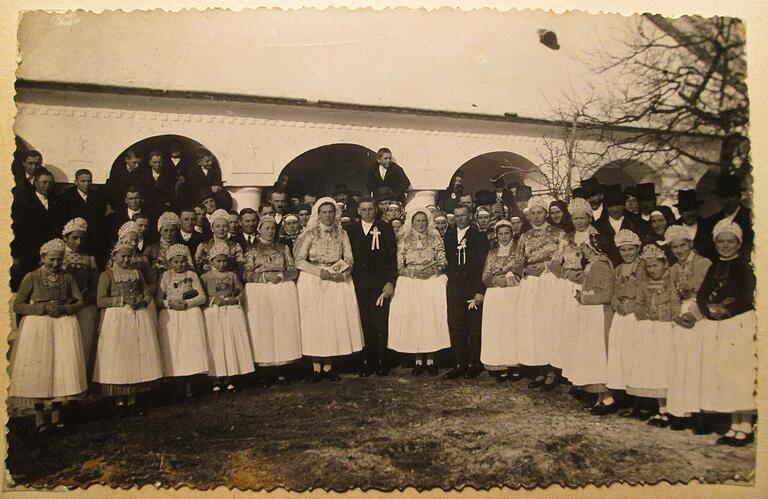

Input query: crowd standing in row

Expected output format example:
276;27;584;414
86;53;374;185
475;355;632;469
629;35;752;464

8;146;756;447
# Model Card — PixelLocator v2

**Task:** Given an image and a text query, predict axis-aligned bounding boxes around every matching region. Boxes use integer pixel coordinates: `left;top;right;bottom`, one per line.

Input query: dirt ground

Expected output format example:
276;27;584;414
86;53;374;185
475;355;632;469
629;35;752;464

5;368;756;491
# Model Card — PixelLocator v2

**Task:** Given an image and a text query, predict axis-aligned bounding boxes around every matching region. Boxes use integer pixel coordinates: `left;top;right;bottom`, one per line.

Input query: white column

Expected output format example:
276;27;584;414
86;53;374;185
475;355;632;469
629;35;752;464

404;190;438;212
228;186;263;211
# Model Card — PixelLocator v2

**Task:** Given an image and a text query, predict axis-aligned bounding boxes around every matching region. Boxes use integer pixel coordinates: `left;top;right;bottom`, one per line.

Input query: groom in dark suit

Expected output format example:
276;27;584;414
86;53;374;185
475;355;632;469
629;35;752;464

346;196;398;376
443;204;490;379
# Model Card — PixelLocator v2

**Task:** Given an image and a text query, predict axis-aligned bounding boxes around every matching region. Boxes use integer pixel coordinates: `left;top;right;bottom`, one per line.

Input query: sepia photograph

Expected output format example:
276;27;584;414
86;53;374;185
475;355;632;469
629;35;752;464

3;3;760;492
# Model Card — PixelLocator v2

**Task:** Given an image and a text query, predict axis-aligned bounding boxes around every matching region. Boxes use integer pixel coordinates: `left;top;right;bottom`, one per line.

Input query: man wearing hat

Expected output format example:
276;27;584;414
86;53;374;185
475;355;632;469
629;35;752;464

374;186;395;218
580;177;604;221
705;174;753;259
675;189;714;259
515;184;532;214
490;174;522;218
366;148;411;204
346;196;398;377
594;184;652;266
474;189;497;211
635;182;658;221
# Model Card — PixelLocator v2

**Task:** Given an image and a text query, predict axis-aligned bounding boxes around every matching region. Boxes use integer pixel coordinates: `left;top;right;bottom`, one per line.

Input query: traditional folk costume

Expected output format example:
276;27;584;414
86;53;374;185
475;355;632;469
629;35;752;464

605;230;643;391
479;220;524;369
61;218;100;375
665;225;712;418
200;242;255;379
145;211;182;283
93;244;163;396
511;198;565;368
9;240;88;407
195;210;245;274
294;197;364;358
548;198;596;372
627;245;680;401
388;208;450;354
156;245;209;377
243;220;303;366
565;236;614;392
696;222;756;416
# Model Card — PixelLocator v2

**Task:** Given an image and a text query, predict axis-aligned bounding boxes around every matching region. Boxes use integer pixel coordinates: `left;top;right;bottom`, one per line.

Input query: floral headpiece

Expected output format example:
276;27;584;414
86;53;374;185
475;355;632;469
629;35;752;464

40;238;66;256
62;217;88;236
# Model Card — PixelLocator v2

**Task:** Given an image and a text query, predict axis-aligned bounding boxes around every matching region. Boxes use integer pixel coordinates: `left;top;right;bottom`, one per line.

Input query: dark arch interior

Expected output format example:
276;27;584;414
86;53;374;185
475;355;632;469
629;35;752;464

279;144;379;199
452;151;540;196
110;134;217;173
591;160;655;190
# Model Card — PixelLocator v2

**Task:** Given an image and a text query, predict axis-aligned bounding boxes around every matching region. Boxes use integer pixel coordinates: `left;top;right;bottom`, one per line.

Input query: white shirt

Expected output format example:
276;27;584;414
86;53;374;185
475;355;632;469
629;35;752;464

641;213;651;221
127;208;140;220
243;233;256;245
592;204;603;220
171;157;181;166
77;189;88;202
152;170;160;181
456;226;469;243
379;165;388;180
609;216;624;234
180;230;193;242
137;238;144;252
362;220;373;236
274;213;283;225
723;206;741;224
35;191;49;210
194;226;203;234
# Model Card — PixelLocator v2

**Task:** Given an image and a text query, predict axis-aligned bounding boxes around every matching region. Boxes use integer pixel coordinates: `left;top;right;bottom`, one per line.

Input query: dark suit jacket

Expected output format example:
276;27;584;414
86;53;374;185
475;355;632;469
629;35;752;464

705;207;753;260
594;215;653;266
366;163;411;202
181;164;233;210
493;189;523;218
676;217;715;261
179;230;206;260
234;232;259;254
105;164;155;210
145;168;180;213
346;220;398;290
11;189;59;287
56;185;110;262
106;209;159;246
443;226;489;297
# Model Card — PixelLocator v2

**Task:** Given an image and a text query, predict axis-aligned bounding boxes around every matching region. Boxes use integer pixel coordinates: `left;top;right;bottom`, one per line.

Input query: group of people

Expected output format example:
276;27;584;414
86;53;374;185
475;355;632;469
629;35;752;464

8;145;756;448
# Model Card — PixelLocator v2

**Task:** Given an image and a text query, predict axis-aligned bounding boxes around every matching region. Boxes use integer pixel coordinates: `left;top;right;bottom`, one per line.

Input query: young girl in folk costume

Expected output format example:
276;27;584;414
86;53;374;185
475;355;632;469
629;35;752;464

664;224;712;430
479;220;524;381
510;196;566;391
388;208;450;376
201;241;255;394
294;197;364;381
9;239;87;432
195;209;244;274
61;218;100;377
570;235;616;415
693;220;756;446
93;241;163;417
548;197;596;375
145;211;182;282
156;244;209;400
628;244;681;427
605;229;644;416
116;221;159;322
243;216;302;385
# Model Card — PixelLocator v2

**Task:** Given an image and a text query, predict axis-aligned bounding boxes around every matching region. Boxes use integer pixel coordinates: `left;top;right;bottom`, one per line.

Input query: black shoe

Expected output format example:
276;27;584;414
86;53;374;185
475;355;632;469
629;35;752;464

226;383;240;393
618;408;637;418
309;372;323;383
590;403;618;416
647;414;670;428
497;371;512;383
636;409;653;421
212;385;223;395
541;379;560;392
412;364;427;377
375;366;390;377
359;369;373;378
276;376;291;386
716;432;737;446
528;377;545;389
463;365;482;379
669;417;687;431
509;371;524;382
427;364;438;376
731;432;755;447
444;366;466;380
324;370;341;382
693;425;714;435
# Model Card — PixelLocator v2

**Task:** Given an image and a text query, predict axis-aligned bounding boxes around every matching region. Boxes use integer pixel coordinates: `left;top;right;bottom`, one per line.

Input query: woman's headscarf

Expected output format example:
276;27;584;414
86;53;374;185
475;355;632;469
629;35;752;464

548;199;574;233
305;196;341;232
400;207;440;241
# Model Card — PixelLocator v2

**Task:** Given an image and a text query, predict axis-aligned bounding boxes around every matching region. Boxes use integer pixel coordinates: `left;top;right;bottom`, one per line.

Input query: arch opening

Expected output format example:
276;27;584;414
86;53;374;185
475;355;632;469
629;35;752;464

450;151;542;198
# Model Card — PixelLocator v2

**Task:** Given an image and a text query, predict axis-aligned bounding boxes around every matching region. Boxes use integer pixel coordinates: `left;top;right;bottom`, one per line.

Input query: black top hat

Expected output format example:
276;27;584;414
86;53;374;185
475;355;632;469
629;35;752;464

712;174;744;197
333;184;349;195
491;175;505;188
623;186;638;199
474;189;496;206
516;185;533;201
636;183;657;201
603;184;624;207
580;177;602;197
675;189;701;210
296;203;311;214
197;187;216;204
374;186;395;203
571;186;586;199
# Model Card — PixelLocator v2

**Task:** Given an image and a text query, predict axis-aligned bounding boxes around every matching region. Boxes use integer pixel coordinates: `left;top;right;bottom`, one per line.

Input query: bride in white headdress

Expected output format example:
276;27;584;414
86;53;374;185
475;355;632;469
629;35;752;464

388;207;450;376
294;197;364;381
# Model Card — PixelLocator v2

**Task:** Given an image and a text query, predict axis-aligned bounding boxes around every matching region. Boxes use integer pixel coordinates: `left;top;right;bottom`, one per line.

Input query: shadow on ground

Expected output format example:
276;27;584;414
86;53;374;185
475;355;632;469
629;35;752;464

5;368;755;490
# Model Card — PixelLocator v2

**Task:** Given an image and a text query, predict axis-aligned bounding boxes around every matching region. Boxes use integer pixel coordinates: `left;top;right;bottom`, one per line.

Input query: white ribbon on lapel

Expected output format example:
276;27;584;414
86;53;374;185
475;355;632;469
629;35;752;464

457;239;467;265
370;226;381;251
